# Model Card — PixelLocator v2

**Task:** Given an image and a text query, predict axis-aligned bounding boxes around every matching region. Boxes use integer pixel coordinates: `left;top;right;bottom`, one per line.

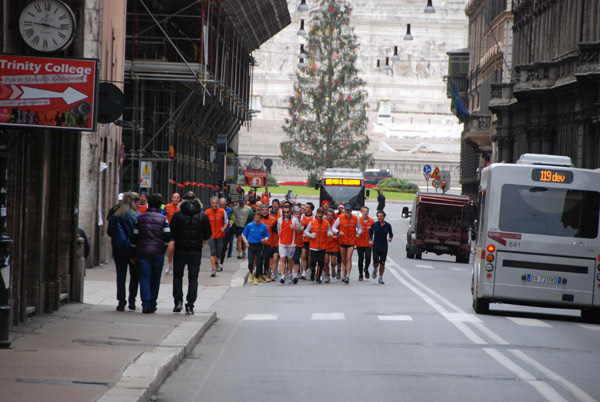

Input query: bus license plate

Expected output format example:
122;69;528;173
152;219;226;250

526;274;562;284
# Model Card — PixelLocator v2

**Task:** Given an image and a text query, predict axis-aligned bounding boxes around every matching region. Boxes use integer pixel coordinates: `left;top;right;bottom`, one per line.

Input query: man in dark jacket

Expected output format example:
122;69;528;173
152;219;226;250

132;193;171;313
169;192;212;314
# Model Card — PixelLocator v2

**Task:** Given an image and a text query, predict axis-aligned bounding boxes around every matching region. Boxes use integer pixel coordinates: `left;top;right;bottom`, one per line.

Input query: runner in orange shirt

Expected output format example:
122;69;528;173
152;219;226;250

304;208;330;283
331;204;361;284
325;209;340;282
356;206;374;281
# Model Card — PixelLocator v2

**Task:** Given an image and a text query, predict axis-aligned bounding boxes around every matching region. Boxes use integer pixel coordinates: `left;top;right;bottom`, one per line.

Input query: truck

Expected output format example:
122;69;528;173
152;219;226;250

402;192;472;263
315;168;369;211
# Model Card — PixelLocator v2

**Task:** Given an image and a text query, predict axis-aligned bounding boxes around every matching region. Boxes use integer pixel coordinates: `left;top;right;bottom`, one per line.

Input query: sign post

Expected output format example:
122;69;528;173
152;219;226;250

140;161;152;188
423;164;432;192
0;54;98;131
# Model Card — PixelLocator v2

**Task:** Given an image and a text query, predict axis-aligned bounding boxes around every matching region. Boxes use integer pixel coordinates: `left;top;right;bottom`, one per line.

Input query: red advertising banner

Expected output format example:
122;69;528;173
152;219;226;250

244;170;268;187
0;54;98;132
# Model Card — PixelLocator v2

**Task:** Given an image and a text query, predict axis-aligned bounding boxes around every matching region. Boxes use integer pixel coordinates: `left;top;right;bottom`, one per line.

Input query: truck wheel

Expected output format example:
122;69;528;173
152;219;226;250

456;252;470;264
415;252;422;260
406;250;414;259
472;295;489;314
581;308;600;324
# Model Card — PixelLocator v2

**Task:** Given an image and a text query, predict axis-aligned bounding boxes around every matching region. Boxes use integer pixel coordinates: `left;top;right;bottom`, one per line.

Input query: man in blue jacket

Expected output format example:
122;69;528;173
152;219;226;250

132;194;171;313
369;210;393;284
241;212;270;285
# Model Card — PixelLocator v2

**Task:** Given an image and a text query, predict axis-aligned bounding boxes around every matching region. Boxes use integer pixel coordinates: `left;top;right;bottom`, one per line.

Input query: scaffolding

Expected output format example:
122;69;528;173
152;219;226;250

122;0;290;201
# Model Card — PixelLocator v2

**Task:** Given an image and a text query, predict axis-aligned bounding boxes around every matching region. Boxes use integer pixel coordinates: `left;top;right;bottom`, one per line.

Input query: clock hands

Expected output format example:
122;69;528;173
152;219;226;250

33;22;61;30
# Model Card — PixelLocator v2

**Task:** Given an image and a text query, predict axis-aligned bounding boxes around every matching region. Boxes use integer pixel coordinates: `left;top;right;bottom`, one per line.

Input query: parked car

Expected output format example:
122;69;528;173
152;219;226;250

363;169;391;185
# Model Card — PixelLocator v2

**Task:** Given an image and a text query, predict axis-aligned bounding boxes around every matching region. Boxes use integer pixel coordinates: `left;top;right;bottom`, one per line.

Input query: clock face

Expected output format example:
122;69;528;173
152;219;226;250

19;0;76;53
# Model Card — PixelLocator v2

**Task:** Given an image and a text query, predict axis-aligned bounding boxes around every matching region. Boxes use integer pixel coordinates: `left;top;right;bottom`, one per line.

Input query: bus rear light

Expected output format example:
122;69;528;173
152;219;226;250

486;254;495;262
487;245;495;253
486;273;492;278
485;263;494;272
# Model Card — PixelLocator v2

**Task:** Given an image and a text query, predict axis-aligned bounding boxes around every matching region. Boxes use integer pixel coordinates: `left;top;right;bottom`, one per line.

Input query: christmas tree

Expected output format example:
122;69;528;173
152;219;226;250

280;0;372;175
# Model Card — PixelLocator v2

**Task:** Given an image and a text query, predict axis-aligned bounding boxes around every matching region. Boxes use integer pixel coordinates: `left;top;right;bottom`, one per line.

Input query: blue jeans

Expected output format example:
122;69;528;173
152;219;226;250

173;250;201;308
137;253;164;310
114;254;139;306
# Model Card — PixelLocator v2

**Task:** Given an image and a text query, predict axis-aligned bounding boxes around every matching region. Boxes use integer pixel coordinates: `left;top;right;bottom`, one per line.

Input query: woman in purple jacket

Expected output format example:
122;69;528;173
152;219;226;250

131;194;171;313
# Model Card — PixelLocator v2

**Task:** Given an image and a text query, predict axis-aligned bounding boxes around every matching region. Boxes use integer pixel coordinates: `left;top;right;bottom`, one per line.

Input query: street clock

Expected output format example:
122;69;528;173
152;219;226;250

19;0;76;53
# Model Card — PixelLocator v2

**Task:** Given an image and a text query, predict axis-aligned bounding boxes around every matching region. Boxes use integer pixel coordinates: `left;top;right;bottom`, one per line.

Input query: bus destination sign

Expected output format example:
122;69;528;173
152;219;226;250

531;168;573;184
324;178;362;186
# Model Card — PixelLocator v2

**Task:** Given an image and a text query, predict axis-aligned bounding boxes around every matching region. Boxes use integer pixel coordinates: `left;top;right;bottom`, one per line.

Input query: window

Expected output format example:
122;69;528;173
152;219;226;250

499;185;599;239
251;95;261;119
377;100;391;123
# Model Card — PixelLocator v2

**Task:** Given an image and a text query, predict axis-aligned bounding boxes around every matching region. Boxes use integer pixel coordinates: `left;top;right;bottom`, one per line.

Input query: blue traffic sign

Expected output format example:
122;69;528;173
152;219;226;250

423;164;432;174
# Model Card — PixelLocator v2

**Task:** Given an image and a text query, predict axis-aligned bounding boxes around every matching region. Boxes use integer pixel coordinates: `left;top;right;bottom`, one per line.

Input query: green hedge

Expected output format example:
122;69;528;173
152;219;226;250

378;177;418;192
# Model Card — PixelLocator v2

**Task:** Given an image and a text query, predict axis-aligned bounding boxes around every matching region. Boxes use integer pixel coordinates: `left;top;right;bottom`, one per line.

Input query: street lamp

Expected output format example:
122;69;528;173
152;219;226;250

375;59;381;71
297;19;307;37
383;57;391;71
424;0;436;13
391;46;400;61
404;24;413;41
299;44;307;60
298;0;309;12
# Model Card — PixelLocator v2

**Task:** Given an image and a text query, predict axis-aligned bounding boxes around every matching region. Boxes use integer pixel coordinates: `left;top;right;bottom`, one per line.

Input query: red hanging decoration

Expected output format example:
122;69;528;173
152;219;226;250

329;6;334;12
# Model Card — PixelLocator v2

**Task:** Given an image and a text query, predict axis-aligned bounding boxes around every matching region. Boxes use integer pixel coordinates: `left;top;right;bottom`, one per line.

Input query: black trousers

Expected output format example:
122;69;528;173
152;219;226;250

247;242;264;277
356;246;372;274
310;249;326;277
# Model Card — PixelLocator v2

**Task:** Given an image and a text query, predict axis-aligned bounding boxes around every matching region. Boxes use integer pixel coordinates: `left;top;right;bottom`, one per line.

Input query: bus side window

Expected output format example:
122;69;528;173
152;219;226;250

476;190;486;246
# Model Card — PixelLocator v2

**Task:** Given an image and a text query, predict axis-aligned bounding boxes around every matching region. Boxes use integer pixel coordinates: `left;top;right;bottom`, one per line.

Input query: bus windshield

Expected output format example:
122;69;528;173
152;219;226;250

499;184;600;239
322;185;364;210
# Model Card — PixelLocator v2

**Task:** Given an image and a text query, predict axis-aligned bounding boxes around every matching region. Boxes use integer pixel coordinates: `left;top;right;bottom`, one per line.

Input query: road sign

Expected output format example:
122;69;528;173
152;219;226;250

0;54;98;132
432;179;441;189
140;161;152;188
423;164;432;175
431;167;440;179
424;173;431;181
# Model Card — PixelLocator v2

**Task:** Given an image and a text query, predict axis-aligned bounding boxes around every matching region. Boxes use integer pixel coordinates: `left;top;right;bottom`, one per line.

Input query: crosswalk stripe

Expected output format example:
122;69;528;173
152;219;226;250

377;315;413;321
507;317;552;327
311;313;345;320
243;314;279;321
577;324;600;331
415;264;434;269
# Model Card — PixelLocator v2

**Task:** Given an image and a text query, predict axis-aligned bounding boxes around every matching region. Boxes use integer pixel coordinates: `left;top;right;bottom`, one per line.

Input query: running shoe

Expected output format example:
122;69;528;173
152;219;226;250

248;273;254;282
218;263;223;272
280;277;285;284
258;275;263;283
185;305;194;315
365;270;370;279
343;277;350;284
264;275;271;283
254;277;259;285
372;268;377;279
306;269;312;281
293;276;298;284
358;275;363;281
164;263;172;274
324;276;330;284
173;302;183;313
336;270;341;280
378;277;385;285
211;270;216;277
287;274;293;284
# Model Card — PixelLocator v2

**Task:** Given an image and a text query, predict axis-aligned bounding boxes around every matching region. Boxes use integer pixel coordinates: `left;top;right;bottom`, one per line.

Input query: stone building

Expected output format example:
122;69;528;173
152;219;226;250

461;0;600;198
240;0;469;187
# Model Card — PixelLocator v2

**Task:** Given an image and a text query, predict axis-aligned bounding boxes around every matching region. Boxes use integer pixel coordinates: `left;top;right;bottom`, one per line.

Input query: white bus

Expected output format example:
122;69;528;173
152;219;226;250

470;154;600;322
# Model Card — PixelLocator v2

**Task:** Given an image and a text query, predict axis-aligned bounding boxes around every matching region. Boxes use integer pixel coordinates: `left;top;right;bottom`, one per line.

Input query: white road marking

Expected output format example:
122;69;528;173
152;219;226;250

577;324;600;331
243;314;279;321
388;257;575;402
442;313;482;323
449;267;469;272
378;315;413;321
312;313;345;320
509;349;596;402
483;348;569;402
415;264;434;269
507;317;552;327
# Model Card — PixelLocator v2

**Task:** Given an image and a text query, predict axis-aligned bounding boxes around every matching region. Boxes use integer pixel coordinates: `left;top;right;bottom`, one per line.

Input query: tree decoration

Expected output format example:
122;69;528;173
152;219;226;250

280;0;372;175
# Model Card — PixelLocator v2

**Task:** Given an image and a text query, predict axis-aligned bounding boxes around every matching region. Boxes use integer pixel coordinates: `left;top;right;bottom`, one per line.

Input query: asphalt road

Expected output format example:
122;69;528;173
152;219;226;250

151;202;600;402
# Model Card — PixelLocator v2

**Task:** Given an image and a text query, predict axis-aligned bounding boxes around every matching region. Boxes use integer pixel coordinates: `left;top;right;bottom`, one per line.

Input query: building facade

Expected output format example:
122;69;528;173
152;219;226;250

461;0;600;198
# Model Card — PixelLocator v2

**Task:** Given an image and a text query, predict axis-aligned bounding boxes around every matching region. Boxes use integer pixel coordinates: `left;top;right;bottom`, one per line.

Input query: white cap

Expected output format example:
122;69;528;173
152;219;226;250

118;193;124;201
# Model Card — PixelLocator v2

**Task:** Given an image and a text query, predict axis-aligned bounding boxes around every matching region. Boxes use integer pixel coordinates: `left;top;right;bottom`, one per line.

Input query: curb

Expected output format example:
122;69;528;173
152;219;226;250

96;311;217;402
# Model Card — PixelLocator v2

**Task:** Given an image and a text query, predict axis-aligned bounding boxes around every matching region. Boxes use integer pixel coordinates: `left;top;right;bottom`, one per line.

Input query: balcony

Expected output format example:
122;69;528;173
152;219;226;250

463;113;492;153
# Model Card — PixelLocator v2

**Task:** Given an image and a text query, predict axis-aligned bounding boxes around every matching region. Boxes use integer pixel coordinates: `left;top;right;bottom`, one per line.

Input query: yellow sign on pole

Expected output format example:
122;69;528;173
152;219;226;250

140;161;152;188
431;167;440;179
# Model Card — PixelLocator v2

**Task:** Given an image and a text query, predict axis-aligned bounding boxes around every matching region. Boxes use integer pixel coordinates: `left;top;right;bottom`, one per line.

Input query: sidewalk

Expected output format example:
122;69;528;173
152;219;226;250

0;251;248;402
